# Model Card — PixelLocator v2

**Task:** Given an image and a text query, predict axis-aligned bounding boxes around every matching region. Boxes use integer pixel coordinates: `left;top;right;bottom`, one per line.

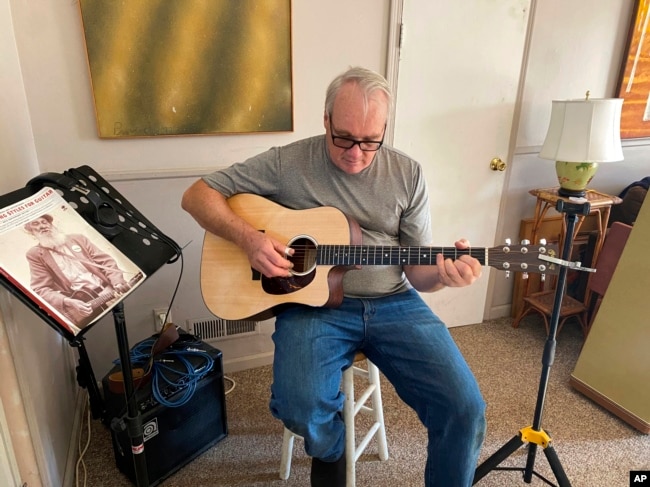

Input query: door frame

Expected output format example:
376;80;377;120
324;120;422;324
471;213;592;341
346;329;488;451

384;0;404;146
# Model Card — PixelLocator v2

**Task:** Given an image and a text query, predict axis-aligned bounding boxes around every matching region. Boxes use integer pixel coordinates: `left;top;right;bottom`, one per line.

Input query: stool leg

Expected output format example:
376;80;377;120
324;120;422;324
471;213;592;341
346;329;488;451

343;365;356;487
279;427;296;480
279;359;388;485
367;360;389;461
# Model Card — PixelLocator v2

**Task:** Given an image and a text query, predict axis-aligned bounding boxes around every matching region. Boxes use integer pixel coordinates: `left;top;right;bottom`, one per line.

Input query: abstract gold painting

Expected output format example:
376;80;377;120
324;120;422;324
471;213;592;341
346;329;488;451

78;1;293;138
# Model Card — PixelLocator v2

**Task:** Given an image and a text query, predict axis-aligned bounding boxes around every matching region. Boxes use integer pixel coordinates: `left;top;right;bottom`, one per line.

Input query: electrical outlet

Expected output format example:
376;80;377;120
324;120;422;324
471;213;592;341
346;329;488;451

153;308;172;329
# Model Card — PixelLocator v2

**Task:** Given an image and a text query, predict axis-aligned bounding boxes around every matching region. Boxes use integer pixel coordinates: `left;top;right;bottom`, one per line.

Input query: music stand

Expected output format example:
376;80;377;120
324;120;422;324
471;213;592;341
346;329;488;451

473;200;593;487
0;166;182;487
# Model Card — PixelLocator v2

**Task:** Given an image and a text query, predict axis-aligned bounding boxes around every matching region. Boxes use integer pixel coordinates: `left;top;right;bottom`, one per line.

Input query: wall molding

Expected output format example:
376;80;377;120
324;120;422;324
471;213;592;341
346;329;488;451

102;168;215;183
515;138;650;156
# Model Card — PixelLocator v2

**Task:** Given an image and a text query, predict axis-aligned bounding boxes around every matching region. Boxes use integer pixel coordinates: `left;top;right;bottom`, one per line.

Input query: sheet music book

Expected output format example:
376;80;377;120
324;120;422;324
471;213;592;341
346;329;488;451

0;187;145;336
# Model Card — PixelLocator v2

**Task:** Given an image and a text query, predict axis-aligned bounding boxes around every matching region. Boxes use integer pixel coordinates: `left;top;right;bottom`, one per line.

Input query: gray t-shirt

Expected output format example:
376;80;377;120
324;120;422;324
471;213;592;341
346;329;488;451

202;135;432;297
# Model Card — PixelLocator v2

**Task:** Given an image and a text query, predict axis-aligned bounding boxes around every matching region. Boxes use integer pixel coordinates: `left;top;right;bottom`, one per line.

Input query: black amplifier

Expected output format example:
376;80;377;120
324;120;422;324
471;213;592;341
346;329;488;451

102;334;228;486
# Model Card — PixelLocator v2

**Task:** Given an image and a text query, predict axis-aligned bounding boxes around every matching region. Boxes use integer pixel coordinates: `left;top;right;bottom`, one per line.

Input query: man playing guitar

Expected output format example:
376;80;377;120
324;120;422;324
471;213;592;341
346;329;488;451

182;67;485;487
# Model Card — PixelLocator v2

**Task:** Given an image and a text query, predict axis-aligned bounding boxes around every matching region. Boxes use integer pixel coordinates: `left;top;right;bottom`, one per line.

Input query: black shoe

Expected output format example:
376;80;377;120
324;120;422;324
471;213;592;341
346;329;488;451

310;453;346;487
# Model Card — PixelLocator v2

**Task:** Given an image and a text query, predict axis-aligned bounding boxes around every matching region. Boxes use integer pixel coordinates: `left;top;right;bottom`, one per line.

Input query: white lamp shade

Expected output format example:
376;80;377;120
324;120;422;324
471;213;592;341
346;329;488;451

539;98;624;163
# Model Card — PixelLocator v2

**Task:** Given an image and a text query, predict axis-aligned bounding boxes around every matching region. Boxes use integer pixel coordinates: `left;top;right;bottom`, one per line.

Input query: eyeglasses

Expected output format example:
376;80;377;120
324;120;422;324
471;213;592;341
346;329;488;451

329;119;385;152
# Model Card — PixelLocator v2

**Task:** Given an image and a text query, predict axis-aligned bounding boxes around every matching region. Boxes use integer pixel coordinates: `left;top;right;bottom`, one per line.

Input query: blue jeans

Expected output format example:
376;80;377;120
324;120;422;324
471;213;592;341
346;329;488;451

269;288;486;487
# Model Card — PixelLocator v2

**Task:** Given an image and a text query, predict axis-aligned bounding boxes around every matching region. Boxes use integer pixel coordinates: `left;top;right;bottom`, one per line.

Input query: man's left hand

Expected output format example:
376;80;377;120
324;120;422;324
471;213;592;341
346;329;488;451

435;239;482;287
113;283;130;294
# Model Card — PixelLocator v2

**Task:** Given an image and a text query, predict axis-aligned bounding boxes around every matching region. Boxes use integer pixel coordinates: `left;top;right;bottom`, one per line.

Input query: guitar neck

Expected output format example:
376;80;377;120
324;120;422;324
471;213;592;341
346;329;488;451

316;245;487;267
87;273;143;308
88;291;115;309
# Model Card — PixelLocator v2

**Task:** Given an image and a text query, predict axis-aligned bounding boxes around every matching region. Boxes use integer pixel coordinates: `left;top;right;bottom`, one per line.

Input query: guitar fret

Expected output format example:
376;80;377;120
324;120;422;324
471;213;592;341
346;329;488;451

318;245;492;266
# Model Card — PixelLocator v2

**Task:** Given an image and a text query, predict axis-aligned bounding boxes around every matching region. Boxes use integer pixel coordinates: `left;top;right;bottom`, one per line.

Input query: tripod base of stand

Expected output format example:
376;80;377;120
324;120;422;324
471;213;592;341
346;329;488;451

474;427;570;487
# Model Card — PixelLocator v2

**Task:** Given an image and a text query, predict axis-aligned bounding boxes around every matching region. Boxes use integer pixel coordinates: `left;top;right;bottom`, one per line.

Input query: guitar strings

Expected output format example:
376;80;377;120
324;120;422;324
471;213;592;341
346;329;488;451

283;244;552;268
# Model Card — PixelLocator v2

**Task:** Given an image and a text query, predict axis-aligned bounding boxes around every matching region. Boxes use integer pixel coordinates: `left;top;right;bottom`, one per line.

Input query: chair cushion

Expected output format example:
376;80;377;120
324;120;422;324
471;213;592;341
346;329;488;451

589;222;632;296
610;185;647;226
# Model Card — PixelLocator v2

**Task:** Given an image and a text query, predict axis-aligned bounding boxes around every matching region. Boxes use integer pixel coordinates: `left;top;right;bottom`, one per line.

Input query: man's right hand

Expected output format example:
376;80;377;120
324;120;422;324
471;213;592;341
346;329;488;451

242;231;294;278
181;180;294;278
64;297;93;317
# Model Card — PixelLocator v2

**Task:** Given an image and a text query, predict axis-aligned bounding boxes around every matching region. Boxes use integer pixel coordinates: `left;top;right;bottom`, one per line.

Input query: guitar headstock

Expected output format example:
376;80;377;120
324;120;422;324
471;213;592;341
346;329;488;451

488;240;559;277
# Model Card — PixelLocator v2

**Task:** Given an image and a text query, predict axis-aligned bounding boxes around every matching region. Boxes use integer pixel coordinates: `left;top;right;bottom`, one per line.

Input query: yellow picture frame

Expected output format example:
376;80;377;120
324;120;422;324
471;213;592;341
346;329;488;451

78;1;293;138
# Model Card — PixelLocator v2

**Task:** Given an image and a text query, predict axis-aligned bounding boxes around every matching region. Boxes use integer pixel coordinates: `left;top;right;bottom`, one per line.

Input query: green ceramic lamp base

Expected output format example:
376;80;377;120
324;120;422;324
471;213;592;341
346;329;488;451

555;160;599;198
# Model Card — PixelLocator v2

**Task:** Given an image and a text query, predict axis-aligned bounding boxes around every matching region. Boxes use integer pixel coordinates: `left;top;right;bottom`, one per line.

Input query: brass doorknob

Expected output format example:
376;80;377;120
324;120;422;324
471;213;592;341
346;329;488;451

490;157;507;171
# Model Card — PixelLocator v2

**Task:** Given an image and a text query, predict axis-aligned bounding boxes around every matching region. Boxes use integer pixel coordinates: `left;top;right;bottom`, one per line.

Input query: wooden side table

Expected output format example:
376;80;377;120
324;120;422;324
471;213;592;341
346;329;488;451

512;187;622;323
528;188;622;267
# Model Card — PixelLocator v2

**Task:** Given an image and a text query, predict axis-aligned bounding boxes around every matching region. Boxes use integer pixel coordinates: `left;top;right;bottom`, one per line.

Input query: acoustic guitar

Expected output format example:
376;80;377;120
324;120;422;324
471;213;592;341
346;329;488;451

200;194;558;321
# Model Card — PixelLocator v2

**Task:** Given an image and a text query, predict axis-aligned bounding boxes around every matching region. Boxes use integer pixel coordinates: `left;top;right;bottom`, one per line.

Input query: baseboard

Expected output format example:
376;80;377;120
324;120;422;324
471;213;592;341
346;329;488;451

487;304;512;320
223;351;274;373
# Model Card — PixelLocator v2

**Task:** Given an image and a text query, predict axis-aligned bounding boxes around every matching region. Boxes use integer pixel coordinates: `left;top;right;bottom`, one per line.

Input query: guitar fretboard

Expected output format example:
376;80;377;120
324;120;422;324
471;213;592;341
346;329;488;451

316;246;488;266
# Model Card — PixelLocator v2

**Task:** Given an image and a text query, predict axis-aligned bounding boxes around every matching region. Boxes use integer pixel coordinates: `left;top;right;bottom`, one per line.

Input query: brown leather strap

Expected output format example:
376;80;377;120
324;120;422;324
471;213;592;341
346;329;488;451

106;324;179;394
152;322;180;355
107;367;150;394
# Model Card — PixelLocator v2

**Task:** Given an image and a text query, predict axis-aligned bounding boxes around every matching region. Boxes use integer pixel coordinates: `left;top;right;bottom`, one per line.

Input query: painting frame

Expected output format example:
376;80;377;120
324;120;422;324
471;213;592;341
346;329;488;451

78;0;293;138
616;0;650;139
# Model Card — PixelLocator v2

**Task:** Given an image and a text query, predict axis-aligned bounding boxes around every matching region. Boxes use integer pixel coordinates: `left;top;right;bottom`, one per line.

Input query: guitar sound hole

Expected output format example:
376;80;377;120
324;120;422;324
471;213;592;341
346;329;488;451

262;235;318;296
288;235;317;276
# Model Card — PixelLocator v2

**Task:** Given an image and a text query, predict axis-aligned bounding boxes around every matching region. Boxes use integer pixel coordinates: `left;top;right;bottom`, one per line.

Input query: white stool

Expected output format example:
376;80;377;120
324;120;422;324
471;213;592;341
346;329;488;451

279;353;389;486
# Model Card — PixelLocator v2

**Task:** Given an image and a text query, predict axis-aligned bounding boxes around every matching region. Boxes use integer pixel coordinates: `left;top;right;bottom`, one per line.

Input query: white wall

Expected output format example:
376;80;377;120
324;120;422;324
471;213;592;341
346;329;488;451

5;0;391;383
1;1;391;485
1;0;71;485
489;0;650;317
11;1;389;175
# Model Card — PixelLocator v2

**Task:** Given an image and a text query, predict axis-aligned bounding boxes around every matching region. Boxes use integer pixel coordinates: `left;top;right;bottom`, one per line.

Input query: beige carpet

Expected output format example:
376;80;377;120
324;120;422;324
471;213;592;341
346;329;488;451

80;317;649;486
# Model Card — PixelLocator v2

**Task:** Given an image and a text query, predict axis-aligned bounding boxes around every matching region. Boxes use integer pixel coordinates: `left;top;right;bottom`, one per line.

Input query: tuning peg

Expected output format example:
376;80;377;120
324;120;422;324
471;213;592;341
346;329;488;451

520;239;530;246
539;238;547;245
522;272;529;280
505;270;510;279
541;273;546;282
505;238;511;245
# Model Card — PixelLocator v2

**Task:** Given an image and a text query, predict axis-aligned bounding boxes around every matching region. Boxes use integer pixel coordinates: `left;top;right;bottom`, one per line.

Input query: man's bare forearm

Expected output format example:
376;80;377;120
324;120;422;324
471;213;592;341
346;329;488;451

182;179;293;277
181;179;256;248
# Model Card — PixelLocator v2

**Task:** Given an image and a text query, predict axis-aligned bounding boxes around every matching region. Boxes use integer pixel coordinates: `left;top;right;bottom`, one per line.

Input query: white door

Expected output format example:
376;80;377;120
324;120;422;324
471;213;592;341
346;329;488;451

393;1;531;326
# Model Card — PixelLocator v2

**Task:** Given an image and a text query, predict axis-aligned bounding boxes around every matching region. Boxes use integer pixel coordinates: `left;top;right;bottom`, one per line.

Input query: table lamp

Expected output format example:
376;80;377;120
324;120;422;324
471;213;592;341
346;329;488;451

539;93;624;198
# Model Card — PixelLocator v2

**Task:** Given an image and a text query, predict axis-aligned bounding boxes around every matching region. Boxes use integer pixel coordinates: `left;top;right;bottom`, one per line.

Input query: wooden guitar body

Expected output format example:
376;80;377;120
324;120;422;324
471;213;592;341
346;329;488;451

200;194;360;321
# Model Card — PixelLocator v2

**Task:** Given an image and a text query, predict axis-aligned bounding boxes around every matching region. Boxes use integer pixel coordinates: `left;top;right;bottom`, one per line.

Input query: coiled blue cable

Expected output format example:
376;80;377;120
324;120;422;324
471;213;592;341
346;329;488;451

113;338;215;408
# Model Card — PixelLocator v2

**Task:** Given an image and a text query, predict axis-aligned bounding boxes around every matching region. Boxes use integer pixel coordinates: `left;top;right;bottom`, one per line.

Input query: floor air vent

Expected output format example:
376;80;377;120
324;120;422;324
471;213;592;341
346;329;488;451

187;317;258;341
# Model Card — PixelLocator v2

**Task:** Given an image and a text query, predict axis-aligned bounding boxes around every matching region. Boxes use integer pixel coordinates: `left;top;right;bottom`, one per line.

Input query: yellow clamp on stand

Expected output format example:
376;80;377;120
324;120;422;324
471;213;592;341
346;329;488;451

519;426;551;448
